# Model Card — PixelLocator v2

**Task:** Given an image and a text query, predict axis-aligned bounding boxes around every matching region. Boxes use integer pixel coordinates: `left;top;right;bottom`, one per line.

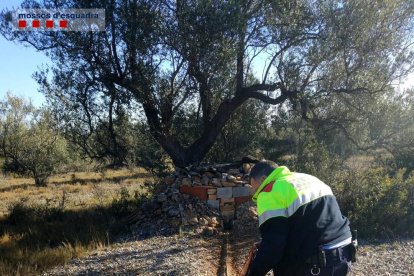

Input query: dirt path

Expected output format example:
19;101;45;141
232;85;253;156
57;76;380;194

43;234;222;276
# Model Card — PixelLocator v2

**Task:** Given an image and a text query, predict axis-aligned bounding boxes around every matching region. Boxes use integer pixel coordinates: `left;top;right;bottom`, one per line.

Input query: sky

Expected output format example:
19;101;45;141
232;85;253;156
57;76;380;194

0;1;413;108
0;0;50;107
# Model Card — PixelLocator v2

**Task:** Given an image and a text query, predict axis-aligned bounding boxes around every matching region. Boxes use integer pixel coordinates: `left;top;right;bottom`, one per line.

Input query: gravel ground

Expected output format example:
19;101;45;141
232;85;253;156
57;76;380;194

350;239;414;276
43;234;221;276
43;234;414;276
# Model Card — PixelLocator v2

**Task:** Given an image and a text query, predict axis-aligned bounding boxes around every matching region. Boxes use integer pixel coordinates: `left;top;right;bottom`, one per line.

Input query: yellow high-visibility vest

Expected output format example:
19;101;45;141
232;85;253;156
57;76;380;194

252;166;334;226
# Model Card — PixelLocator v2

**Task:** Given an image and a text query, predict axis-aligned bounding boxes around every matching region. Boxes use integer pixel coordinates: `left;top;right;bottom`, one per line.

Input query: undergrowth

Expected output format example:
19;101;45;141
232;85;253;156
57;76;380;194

0;188;149;275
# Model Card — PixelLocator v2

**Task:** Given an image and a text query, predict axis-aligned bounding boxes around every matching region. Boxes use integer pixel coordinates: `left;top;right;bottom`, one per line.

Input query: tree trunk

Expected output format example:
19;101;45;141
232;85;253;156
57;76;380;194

34;174;48;187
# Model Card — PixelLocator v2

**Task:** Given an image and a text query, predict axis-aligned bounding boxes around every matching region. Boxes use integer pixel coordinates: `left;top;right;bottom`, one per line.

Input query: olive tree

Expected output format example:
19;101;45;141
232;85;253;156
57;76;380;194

0;95;68;186
1;0;413;167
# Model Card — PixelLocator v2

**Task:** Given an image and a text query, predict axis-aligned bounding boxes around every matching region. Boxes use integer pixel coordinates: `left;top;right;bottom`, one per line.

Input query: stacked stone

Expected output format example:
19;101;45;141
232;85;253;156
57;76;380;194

177;162;254;221
130;180;222;239
130;160;257;239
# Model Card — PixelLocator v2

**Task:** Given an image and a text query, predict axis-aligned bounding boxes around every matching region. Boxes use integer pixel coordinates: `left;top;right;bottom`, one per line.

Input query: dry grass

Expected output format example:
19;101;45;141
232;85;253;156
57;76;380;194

0;167;154;275
0;167;152;216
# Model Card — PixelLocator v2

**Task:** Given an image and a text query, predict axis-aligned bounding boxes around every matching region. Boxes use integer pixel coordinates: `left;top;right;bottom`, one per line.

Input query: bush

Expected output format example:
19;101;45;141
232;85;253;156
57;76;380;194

0;95;69;186
287;138;414;238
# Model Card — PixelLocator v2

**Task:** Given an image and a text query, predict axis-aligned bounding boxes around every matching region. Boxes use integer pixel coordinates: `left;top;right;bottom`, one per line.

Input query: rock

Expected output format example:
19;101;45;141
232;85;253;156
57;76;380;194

199;217;209;226
189;216;198;225
202;176;210;185
155;209;163;215
189;171;200;177
168;208;180;217
164;175;176;185
171;192;180;201
181;178;192;186
157;193;167;202
227;175;237;182
203;172;215;178
211;178;221;187
227;168;240;175
242;163;251;174
202;227;215;236
194;227;203;234
142;201;155;212
211;216;220;226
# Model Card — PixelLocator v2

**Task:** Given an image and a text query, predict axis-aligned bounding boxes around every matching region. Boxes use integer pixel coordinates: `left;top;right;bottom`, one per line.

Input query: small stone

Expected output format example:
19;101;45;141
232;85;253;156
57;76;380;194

157;193;167;202
203;172;215;178
242;163;251;174
194;227;203;234
171;192;180;201
202;227;215;236
168;208;180;217
189;171;200;176
155;209;163;215
189;216;198;225
211;178;222;187
211;216;219;226
228;168;240;175
202;176;210;185
181;178;192;186
164;175;176;185
199;217;209;226
227;175;237;182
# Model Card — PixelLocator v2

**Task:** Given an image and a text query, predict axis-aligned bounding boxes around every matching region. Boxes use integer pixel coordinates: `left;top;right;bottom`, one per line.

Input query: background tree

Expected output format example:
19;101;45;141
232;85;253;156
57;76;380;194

0;95;68;186
1;0;413;167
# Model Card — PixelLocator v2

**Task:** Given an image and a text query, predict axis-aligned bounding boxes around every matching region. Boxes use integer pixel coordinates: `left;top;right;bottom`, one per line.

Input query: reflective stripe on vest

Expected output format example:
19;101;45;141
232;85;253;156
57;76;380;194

257;168;333;226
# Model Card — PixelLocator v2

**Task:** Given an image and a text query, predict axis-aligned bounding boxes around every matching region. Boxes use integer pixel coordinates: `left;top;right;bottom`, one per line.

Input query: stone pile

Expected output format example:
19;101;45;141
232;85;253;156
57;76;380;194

177;162;254;222
129;160;257;239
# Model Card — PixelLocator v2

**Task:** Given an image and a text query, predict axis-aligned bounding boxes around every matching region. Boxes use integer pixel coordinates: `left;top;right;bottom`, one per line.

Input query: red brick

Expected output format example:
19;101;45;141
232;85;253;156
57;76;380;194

235;196;251;205
180;186;208;200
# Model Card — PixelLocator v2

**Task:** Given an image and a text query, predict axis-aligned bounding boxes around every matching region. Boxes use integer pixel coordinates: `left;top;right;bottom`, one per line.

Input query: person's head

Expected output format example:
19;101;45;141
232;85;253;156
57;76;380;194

249;160;279;192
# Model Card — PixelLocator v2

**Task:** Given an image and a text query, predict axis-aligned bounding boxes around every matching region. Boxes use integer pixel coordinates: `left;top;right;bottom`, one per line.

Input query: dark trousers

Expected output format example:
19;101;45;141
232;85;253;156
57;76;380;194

276;245;352;276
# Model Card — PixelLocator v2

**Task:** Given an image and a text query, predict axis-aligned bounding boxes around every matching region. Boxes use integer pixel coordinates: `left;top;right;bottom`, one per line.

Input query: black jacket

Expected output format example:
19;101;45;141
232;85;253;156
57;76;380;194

248;195;351;275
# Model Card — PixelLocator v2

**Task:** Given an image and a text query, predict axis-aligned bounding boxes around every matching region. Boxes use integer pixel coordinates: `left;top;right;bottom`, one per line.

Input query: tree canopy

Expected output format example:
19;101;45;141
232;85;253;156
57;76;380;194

1;0;413;167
